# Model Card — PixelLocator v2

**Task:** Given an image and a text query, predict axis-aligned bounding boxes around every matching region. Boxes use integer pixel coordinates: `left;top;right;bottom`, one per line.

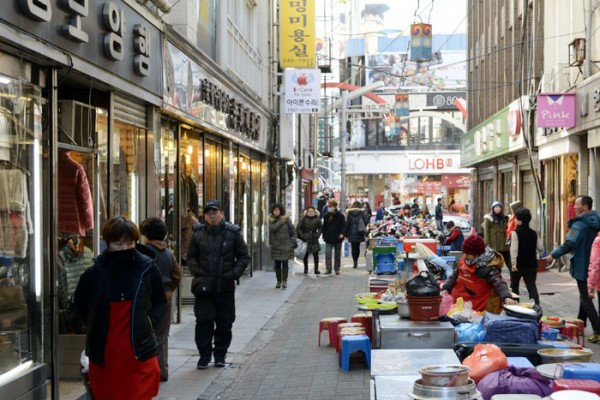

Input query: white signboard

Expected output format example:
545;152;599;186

284;68;321;114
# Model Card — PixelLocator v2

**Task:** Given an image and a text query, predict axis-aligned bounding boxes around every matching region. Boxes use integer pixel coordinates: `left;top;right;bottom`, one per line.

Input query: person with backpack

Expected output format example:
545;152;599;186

297;206;323;275
140;218;182;382
269;203;297;288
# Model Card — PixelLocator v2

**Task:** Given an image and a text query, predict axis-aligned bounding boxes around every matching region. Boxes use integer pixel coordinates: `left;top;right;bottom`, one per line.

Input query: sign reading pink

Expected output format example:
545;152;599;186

537;93;575;128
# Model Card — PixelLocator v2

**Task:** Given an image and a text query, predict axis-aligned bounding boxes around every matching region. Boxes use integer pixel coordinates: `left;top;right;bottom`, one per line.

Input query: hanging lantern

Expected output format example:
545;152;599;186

410;23;432;62
394;93;409;137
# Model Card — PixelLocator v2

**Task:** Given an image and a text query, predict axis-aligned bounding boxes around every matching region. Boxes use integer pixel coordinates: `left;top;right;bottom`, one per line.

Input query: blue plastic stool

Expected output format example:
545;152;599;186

339;334;371;372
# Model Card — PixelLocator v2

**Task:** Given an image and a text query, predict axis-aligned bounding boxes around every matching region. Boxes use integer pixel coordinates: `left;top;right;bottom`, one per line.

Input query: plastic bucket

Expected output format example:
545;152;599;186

407;295;442;321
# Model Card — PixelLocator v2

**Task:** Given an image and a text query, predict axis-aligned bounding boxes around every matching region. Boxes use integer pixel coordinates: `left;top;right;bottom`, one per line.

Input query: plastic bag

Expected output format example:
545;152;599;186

477;366;552;400
440;292;455;316
424;259;447;280
455;322;486;342
406;271;441;297
462;343;508;383
294;239;307;259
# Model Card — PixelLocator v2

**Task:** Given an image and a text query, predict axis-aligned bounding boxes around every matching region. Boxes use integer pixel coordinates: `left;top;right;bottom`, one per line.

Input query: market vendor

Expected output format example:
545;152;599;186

445;221;464;251
440;235;517;313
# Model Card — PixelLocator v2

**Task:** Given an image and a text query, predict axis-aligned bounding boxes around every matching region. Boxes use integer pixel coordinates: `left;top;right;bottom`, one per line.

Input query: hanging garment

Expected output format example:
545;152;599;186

0;169;33;258
58;150;94;236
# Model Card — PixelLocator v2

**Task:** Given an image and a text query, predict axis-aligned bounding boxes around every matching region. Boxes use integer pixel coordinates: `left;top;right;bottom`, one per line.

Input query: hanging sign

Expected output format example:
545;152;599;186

284;69;321;113
410;23;433;62
537;93;576;128
280;0;316;68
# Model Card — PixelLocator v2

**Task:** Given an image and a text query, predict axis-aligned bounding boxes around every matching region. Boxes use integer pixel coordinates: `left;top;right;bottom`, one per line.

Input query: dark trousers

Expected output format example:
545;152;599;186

155;298;172;378
510;269;540;305
325;242;342;271
350;242;361;263
303;251;319;269
576;279;600;333
194;290;236;358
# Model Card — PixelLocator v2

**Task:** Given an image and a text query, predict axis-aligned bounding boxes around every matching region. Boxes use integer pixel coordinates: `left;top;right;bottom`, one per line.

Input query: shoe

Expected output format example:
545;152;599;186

276;281;281;289
197;355;211;370
335;270;340;275
160;376;168;382
588;334;600;343
314;270;320;275
214;356;226;368
324;271;332;275
282;281;287;289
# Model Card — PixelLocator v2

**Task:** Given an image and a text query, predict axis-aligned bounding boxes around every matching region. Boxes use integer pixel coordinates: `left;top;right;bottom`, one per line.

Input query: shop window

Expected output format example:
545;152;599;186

159;121;177;250
0;78;44;373
110;121;143;223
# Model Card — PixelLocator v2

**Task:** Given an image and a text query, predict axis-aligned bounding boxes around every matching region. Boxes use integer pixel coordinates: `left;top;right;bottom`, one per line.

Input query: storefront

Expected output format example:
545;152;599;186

0;1;164;398
161;37;274;291
345;151;472;215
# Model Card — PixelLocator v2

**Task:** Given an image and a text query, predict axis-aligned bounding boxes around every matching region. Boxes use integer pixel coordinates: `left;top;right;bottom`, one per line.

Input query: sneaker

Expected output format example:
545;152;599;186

324;271;332;275
197;355;211;370
587;334;600;343
335;270;340;275
214;356;226;368
314;271;320;275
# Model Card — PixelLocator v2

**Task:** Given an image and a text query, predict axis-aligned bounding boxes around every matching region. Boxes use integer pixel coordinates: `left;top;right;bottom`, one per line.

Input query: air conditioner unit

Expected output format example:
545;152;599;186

569;38;586;67
58;100;97;147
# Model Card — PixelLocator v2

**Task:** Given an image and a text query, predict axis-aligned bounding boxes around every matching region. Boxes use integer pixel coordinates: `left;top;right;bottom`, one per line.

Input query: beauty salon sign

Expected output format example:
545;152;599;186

537;93;575;129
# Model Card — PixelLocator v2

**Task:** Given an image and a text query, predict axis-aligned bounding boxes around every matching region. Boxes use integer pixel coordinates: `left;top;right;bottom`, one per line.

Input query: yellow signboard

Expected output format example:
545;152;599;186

280;0;316;68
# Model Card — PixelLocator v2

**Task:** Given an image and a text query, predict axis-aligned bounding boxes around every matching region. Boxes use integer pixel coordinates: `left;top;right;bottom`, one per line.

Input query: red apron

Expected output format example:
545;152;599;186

89;300;160;400
450;260;493;312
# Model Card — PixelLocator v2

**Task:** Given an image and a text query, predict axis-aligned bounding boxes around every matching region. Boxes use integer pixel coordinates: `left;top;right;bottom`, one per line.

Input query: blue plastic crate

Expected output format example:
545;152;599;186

377;237;398;247
375;262;397;275
375;253;395;265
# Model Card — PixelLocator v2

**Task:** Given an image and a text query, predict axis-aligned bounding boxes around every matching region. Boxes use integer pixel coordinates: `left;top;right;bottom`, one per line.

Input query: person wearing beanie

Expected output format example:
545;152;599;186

483;201;511;277
445;221;464;251
441;235;517;313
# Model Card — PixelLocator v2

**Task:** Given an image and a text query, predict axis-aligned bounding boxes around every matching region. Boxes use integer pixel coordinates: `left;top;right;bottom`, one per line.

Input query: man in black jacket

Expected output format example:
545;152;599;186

187;200;250;369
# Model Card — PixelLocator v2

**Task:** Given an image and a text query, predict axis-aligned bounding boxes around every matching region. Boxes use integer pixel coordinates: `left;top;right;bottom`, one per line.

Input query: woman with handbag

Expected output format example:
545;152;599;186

344;201;369;269
74;216;166;400
269;203;296;289
297;206;323;275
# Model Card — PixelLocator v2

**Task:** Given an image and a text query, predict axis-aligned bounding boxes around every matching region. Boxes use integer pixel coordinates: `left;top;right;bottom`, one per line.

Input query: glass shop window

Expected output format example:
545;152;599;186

111;121;143;223
0;77;44;373
57;100;107;334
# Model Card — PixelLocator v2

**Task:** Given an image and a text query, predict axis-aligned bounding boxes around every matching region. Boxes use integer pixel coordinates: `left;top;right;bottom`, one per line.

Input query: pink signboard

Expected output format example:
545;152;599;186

537;93;575;129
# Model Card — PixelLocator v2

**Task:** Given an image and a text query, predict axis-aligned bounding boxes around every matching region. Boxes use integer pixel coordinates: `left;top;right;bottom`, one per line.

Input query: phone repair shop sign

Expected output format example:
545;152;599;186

284;68;321;114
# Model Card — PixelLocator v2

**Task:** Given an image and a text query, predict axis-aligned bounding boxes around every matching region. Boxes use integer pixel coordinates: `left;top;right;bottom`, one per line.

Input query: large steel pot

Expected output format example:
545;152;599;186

411;378;481;400
418;365;470;387
537;348;593;364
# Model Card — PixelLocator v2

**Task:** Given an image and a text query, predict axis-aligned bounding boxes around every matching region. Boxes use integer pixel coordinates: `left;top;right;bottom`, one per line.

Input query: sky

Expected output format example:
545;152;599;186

379;0;467;35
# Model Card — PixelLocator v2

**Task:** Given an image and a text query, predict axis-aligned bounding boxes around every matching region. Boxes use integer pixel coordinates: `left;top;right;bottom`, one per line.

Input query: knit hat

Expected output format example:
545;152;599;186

491;201;503;210
462;235;486;256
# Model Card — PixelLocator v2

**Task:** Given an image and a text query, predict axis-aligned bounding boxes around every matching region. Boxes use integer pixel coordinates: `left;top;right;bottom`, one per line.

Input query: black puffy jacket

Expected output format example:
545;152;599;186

187;220;250;293
74;249;167;366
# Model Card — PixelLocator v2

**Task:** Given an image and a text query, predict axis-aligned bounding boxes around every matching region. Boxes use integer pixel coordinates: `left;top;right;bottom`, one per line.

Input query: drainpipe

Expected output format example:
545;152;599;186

585;0;593;78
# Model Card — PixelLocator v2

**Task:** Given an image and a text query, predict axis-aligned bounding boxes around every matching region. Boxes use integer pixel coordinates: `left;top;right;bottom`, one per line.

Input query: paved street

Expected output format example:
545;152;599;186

61;256;600;400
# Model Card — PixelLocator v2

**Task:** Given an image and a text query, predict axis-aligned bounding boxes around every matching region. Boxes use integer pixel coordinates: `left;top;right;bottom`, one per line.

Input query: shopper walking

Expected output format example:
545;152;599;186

375;201;385;222
322;199;345;275
546;195;600;342
74;216;167;400
509;208;543;306
435;197;444;232
362;201;373;224
483;201;511;274
139;217;182;382
345;201;368;269
187;200;250;369
296;206;322;275
269;203;296;288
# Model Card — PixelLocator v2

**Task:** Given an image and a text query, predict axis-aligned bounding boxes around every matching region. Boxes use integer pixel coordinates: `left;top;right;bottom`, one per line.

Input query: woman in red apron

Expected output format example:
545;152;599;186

441;235;517;314
74;216;167;400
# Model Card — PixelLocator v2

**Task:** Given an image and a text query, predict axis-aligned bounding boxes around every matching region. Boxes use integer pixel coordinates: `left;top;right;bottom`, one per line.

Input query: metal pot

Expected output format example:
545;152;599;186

411;378;481;400
397;300;410;318
537;348;593;364
418;365;470;387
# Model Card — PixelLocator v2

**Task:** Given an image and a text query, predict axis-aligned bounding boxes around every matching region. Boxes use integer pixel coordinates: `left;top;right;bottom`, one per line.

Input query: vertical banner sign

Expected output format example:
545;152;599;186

280;0;316;68
394;94;409;136
284;68;321;113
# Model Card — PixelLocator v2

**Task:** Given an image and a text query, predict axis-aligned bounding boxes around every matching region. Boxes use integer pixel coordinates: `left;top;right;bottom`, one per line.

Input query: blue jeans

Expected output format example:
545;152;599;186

325;242;342;272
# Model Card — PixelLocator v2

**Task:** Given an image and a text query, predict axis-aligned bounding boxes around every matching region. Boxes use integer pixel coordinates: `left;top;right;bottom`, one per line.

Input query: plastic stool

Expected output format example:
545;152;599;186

561;321;585;346
336;326;366;352
318;317;347;347
351;312;373;340
339;334;371;372
564;318;585;346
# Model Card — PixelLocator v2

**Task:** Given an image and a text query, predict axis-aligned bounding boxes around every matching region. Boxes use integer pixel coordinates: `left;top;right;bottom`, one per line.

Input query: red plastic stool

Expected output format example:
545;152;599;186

351;312;373;340
318;317;347;347
561;319;585;346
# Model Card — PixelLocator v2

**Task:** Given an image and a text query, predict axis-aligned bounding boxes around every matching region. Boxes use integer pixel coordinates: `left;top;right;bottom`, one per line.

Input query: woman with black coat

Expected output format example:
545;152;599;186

297;206;323;275
345;201;369;269
74;216;167;400
322;199;346;275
